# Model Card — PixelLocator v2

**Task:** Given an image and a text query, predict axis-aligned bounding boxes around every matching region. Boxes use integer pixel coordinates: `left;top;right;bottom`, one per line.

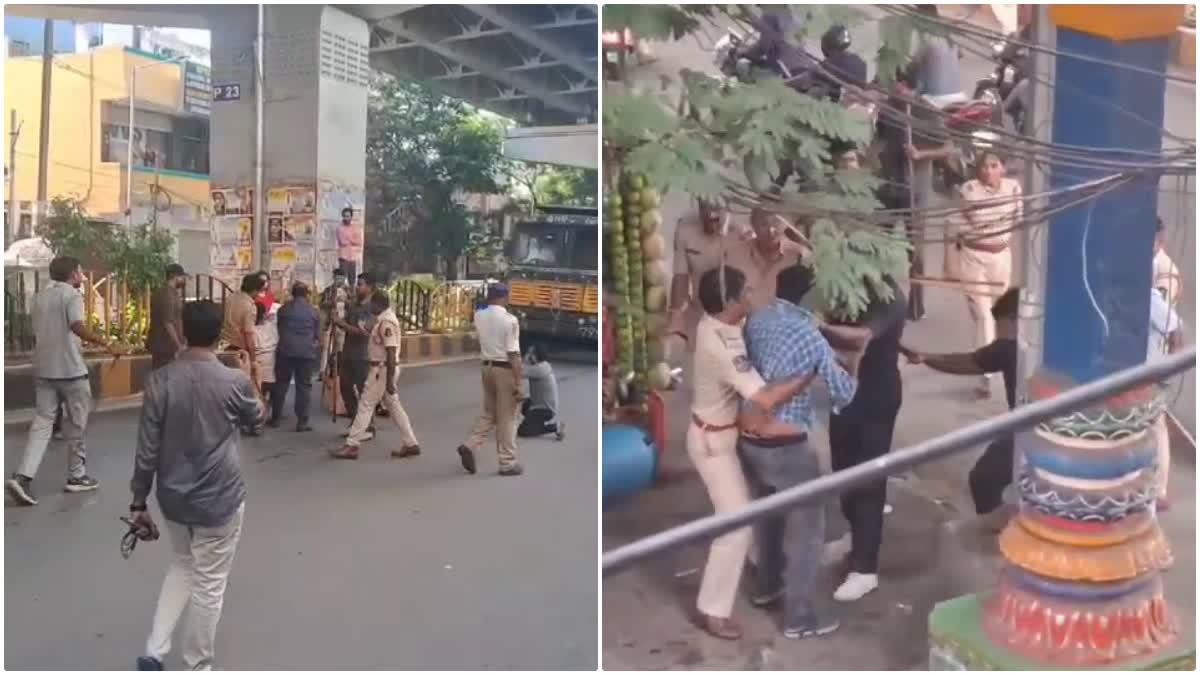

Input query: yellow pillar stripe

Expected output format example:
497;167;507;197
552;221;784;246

1051;5;1186;41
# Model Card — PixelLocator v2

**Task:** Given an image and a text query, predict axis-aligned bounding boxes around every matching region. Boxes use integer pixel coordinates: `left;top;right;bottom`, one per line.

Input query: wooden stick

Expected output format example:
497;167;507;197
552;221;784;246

911;274;1006;288
908;277;1006;297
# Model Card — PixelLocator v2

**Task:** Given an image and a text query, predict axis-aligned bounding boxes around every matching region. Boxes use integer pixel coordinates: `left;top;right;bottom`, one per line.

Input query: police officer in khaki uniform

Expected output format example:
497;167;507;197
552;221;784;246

688;264;818;640
667;198;752;351
725;209;809;309
330;291;421;460
457;284;524;476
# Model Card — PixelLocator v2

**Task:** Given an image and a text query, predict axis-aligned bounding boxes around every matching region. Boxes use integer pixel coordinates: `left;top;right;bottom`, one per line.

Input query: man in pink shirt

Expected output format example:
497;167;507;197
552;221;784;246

337;207;364;280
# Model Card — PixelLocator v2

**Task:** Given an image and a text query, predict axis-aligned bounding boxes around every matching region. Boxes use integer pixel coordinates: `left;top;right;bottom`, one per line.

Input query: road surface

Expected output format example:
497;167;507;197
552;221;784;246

603;7;1195;670
5;358;598;670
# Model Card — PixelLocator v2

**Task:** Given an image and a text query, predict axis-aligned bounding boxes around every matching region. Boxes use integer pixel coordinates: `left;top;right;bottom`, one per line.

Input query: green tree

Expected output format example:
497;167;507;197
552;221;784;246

509;164;599;211
603;5;925;319
365;75;508;279
41;196;174;295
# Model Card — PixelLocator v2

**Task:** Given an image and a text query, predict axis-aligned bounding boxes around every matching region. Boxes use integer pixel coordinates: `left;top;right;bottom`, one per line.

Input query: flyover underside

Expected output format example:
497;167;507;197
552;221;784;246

504;125;598;170
7;4;599;127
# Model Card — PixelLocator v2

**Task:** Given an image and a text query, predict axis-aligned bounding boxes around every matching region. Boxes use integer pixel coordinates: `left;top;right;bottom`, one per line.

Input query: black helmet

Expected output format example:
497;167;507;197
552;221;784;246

821;24;852;57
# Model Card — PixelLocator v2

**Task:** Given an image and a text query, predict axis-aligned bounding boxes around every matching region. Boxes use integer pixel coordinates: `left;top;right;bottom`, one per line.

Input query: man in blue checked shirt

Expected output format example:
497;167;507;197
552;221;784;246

739;263;857;640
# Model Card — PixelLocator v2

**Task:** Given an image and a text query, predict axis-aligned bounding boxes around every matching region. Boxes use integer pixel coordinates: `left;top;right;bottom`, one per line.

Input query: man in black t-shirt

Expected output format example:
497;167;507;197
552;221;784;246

821;277;908;603
902;289;1019;530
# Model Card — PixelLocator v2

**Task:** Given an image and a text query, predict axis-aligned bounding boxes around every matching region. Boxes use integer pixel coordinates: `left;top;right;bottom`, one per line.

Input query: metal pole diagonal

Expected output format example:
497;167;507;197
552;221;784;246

603;348;1196;575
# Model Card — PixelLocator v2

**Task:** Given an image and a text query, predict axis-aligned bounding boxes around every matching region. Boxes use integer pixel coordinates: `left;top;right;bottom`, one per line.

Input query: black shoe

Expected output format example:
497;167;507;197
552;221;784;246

499;463;524;477
64;475;100;493
783;614;840;640
750;587;785;608
457;446;477;474
6;474;37;506
296;422;313;432
136;656;163;671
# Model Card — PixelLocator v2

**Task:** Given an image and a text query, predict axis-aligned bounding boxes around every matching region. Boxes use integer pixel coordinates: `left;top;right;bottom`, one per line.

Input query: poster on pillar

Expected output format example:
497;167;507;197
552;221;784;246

269;245;299;292
210;187;254;217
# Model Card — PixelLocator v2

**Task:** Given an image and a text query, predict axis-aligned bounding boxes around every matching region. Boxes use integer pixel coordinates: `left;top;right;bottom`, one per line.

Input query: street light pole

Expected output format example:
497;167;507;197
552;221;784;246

125;54;187;227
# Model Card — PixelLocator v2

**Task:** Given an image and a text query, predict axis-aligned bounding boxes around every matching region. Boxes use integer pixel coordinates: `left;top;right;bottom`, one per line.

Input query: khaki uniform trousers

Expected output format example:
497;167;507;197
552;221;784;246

346;364;418;447
959;247;1012;388
463;364;520;470
686;423;752;619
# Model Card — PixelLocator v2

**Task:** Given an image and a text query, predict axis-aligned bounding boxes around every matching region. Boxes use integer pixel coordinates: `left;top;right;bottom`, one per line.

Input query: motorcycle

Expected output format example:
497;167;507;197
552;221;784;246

936;97;997;190
713;30;880;190
972;33;1027;133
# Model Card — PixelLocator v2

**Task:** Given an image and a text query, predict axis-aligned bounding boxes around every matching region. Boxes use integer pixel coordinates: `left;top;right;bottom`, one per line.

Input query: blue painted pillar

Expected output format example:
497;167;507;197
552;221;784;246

929;7;1194;670
1041;30;1168;382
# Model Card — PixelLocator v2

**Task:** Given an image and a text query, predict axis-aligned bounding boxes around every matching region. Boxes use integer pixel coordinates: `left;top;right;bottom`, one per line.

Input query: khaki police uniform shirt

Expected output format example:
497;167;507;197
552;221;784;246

673;215;752;334
367;308;402;363
691;314;767;427
475;304;520;361
220;292;257;350
724;236;806;309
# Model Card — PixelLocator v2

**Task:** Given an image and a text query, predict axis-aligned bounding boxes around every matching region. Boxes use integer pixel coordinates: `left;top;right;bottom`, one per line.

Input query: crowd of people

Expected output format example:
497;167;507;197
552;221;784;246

5;255;568;669
663;39;1186;638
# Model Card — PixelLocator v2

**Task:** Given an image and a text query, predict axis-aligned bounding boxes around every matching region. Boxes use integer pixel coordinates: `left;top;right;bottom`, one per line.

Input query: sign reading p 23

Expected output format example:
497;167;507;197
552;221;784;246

213;84;242;102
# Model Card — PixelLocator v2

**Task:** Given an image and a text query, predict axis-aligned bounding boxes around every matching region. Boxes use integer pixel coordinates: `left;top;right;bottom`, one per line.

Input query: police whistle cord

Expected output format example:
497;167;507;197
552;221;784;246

602;347;1197;576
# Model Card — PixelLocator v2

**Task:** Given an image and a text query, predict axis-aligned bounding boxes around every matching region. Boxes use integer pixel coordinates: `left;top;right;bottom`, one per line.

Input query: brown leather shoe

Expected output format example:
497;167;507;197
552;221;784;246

697;613;742;640
457;446;477;474
330;445;359;460
391;445;421;459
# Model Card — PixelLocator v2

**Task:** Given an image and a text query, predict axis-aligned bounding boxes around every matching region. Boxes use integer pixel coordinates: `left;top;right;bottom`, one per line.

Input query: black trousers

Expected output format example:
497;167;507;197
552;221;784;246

273;356;316;423
828;377;902;574
969;436;1014;515
880;191;924;320
517;400;559;437
339;358;369;419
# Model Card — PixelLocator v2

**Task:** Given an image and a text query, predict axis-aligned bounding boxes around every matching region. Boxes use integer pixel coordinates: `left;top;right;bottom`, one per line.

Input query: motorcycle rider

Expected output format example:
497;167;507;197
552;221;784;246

814;25;867;102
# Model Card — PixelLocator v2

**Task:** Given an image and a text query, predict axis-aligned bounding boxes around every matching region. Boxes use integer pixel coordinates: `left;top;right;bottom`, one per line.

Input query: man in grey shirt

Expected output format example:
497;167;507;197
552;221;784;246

6;256;124;506
129;299;262;671
518;344;565;440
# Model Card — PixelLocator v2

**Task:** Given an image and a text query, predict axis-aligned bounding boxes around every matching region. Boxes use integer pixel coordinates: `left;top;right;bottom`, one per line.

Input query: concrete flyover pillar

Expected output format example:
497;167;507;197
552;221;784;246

208;5;368;290
928;5;1195;670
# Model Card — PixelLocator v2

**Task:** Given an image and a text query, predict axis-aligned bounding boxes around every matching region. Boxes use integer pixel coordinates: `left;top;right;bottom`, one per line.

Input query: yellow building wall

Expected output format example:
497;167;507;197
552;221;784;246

3;46;207;220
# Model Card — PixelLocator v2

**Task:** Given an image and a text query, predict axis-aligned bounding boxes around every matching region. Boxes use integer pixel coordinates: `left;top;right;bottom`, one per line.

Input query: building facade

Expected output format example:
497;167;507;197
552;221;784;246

3;44;212;275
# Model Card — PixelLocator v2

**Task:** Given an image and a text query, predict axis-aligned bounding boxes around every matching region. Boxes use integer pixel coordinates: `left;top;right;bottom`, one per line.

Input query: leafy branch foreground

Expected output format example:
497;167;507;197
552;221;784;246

603;5;927;319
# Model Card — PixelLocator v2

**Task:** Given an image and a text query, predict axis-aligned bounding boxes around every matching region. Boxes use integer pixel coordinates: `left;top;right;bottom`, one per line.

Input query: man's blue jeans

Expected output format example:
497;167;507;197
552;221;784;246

738;435;826;628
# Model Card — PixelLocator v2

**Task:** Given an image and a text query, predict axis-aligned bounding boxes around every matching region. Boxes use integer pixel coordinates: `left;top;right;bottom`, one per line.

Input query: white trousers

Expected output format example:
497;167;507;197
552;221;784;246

145;503;245;671
686;425;751;619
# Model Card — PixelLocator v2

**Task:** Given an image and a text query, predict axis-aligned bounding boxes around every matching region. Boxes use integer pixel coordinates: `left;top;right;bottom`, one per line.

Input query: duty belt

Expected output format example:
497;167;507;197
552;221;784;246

691;413;737;433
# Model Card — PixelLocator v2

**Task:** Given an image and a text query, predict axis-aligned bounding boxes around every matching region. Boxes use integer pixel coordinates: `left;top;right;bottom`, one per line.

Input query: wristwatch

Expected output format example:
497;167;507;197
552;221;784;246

129;502;147;513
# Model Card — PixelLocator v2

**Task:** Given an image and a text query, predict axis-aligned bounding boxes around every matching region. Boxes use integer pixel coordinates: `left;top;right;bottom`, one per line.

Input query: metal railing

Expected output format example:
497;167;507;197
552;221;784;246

603;348;1197;576
390;279;487;335
4;270;235;356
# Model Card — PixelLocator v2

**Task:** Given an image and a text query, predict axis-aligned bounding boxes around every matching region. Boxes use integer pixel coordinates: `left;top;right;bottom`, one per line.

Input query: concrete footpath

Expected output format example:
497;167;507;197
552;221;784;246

5;357;598;670
602;309;1196;670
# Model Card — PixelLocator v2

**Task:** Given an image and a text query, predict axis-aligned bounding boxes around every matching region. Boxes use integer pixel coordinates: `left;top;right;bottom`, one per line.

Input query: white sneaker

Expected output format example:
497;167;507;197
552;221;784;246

834;572;879;602
821;533;852;566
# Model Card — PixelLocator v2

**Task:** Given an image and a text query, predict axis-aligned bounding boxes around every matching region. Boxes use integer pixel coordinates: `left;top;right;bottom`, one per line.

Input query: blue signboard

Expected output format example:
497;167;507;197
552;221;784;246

213;84;241;102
